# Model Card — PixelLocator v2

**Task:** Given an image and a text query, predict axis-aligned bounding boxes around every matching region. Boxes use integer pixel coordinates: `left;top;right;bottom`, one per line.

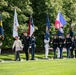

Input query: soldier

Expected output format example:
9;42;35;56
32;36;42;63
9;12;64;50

65;33;72;58
58;35;65;58
22;31;30;60
70;37;74;58
44;37;50;59
30;34;36;60
74;36;76;58
52;34;58;58
0;35;3;54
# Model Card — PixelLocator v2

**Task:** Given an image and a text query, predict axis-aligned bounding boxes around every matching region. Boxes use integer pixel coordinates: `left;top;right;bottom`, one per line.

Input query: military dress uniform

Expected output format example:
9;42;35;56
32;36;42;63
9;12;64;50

65;37;72;58
52;36;58;58
58;37;65;58
70;37;74;58
74;37;76;58
30;36;36;60
22;35;30;60
44;38;50;58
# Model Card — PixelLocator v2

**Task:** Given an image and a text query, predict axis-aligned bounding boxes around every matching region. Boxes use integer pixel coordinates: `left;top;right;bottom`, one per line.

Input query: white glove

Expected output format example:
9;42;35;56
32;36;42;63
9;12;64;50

70;47;72;49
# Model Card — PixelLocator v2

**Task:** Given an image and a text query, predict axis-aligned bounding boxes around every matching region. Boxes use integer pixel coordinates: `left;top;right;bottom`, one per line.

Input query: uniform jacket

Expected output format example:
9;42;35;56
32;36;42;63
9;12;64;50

22;35;30;48
58;38;65;48
65;37;72;48
52;38;58;48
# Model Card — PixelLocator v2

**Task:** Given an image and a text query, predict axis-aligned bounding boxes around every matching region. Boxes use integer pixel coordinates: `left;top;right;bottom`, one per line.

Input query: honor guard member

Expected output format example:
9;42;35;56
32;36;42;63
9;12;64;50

22;31;30;60
52;34;58;58
70;37;74;58
74;36;76;58
58;35;65;58
44;37;50;59
30;34;36;60
65;33;72;58
0;36;2;54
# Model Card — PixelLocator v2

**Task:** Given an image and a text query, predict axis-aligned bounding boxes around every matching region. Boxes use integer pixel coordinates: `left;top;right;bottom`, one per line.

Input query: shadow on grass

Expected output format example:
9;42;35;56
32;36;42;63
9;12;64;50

1;58;13;61
0;53;14;61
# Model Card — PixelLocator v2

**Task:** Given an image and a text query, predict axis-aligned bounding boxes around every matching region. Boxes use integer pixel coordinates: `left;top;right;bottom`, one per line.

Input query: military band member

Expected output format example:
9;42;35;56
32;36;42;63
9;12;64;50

65;33;72;58
22;31;30;60
58;35;65;58
52;35;58;58
44;37;50;58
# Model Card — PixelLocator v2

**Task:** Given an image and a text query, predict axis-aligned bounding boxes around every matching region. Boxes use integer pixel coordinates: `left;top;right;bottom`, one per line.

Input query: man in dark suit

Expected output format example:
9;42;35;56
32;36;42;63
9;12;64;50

22;31;30;60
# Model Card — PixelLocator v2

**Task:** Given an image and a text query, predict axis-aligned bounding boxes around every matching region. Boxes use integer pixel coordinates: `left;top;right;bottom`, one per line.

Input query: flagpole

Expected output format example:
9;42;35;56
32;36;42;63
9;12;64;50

58;11;60;29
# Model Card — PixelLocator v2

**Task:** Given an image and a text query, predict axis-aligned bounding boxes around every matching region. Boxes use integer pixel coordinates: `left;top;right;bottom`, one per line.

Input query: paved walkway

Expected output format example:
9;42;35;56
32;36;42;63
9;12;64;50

0;57;75;63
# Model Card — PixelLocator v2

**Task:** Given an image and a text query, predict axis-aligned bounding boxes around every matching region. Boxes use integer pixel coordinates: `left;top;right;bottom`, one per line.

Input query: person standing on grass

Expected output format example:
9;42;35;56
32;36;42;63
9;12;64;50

0;41;2;54
52;34;58;59
74;36;76;58
70;37;74;58
22;31;30;60
58;35;65;58
65;33;72;58
30;34;36;60
12;36;23;61
44;36;50;59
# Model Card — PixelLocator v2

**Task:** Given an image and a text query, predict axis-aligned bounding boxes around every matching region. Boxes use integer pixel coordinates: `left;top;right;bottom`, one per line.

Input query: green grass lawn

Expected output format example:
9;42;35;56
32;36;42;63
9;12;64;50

0;52;76;75
0;59;76;75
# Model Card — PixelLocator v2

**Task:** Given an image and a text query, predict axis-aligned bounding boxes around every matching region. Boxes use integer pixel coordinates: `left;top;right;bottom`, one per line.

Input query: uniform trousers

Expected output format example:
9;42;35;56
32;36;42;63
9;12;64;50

53;47;57;58
45;45;49;58
24;46;29;60
75;50;76;58
70;48;74;58
57;48;60;58
66;47;70;58
59;47;63;58
31;44;35;60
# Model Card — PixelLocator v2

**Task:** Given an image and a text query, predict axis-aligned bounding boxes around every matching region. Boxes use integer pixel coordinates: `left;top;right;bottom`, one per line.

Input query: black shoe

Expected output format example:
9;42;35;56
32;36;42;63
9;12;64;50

26;59;29;61
19;59;21;61
31;59;35;60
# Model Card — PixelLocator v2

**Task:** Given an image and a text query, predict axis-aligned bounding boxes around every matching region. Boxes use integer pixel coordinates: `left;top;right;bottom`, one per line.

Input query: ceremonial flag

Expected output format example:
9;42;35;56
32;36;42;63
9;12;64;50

0;14;4;39
57;27;64;37
28;15;34;37
45;30;50;40
55;12;66;29
45;14;50;40
13;8;19;37
46;14;50;30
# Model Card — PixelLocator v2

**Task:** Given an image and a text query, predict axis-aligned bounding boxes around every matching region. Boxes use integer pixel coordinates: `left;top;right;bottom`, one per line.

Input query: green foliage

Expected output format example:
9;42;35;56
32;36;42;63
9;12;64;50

0;0;76;48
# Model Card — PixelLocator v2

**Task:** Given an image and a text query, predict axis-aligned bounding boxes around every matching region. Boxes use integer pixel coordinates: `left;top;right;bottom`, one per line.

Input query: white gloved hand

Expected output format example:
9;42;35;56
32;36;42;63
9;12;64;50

70;47;72;49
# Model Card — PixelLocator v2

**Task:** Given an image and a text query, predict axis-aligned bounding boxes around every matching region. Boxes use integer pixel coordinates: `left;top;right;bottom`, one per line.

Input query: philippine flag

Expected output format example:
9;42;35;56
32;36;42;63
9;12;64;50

28;15;34;37
55;12;66;29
